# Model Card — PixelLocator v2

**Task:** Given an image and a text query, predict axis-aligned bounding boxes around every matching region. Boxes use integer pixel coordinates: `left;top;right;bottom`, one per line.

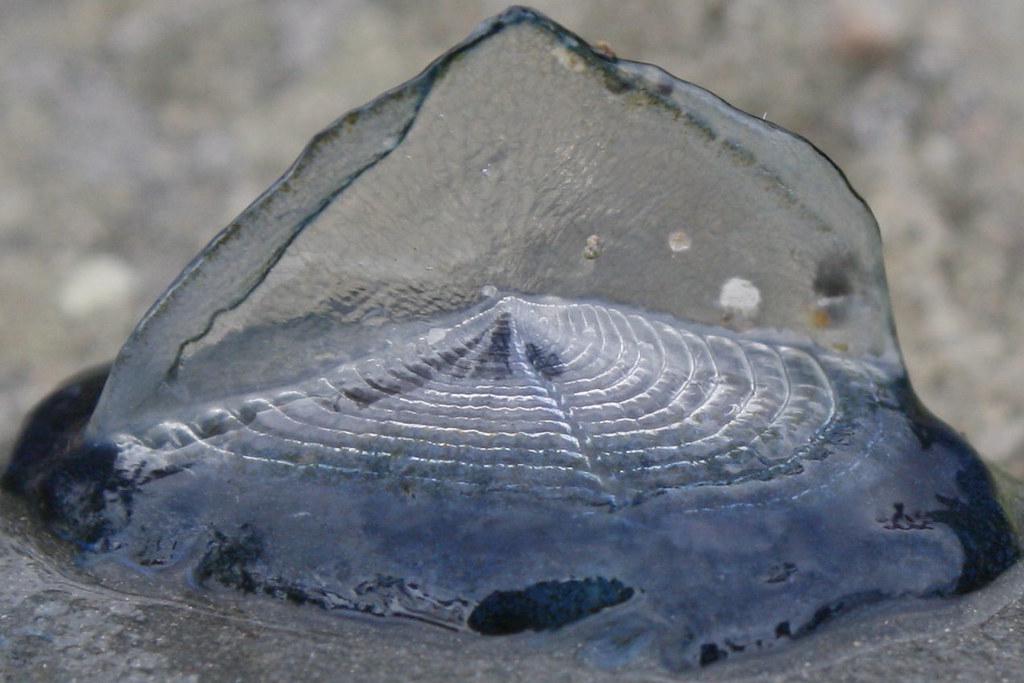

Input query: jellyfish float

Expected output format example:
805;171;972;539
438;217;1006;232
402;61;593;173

5;6;1021;675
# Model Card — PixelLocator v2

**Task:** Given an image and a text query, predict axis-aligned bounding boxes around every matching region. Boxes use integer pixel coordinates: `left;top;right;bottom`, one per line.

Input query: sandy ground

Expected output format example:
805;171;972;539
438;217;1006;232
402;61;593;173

1;2;1024;680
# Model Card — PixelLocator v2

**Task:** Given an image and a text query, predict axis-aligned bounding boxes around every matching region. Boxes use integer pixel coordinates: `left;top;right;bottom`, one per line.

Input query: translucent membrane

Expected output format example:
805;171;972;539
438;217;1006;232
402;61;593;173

89;7;899;435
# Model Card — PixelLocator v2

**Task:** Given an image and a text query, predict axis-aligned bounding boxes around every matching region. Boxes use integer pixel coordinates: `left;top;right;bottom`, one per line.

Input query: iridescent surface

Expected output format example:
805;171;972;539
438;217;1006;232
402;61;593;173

4;6;1021;675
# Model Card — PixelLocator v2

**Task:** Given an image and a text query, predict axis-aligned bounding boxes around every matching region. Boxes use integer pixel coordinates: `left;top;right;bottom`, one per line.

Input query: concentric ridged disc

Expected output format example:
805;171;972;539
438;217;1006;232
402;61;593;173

118;296;878;504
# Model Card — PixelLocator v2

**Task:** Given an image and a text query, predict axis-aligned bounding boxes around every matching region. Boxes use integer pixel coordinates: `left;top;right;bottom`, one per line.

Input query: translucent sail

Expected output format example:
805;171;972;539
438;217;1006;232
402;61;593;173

89;7;899;435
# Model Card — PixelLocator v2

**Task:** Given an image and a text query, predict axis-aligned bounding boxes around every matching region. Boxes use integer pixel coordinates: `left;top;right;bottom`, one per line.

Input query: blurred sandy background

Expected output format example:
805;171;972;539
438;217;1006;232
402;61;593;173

0;1;1021;474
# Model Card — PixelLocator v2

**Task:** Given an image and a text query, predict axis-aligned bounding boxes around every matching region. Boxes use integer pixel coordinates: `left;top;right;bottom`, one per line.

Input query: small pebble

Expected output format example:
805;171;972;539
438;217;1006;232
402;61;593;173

58;255;136;318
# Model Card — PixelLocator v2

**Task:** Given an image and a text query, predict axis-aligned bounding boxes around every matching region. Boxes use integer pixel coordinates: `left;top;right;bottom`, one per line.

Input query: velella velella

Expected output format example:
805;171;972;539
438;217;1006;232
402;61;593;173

4;5;1023;675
